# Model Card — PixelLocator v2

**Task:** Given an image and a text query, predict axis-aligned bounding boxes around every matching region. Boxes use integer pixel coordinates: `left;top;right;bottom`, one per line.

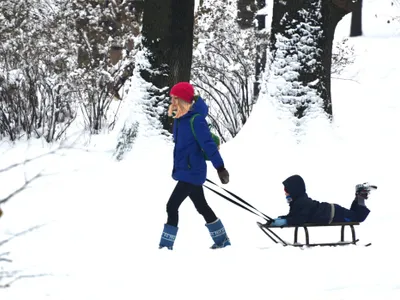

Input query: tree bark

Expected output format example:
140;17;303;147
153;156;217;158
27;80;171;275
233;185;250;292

141;0;173;88
170;0;195;85
130;0;145;22
254;0;266;98
350;0;363;37
269;0;357;118
141;0;195;132
237;0;258;29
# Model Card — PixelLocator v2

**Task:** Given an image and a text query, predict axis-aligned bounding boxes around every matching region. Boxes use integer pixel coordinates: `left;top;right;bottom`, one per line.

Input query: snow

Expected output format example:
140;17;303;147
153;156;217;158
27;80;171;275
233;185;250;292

1;0;400;299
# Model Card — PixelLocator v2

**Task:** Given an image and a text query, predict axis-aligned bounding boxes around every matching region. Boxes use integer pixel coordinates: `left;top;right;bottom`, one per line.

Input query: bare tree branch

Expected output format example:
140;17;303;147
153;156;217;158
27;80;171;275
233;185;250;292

0;272;50;289
331;76;360;83
0;173;43;205
0;252;12;263
0;224;45;248
0;149;59;174
192;1;256;141
0;224;48;288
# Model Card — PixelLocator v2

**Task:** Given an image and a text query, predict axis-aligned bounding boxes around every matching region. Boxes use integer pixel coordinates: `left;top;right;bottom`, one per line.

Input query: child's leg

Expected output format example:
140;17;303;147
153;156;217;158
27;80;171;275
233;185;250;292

332;204;355;222
349;196;370;222
332;200;370;223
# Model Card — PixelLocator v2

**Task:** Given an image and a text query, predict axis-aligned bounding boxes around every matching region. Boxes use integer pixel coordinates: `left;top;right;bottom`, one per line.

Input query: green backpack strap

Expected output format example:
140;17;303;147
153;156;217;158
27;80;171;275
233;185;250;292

190;114;220;147
190;113;209;160
190;114;201;144
190;114;220;161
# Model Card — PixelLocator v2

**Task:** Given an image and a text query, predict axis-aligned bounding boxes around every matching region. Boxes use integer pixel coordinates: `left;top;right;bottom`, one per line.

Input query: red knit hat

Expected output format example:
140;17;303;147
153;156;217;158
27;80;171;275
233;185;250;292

170;82;195;103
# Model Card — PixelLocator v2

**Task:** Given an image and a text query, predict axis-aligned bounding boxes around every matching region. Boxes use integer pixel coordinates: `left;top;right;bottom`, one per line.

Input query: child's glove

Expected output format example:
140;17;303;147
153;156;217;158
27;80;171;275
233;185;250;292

217;166;229;184
270;217;287;227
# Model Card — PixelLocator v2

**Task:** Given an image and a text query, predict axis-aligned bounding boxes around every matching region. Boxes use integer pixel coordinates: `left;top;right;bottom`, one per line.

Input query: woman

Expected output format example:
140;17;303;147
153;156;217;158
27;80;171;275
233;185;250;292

158;82;231;250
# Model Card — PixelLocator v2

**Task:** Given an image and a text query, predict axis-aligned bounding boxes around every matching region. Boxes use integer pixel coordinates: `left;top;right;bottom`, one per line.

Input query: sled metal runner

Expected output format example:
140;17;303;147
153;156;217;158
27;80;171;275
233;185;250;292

257;221;371;247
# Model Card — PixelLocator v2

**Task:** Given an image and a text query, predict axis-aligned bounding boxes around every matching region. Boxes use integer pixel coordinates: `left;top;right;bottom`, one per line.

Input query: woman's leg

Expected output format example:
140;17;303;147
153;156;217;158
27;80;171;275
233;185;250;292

159;181;193;250
189;185;231;248
188;185;217;223
166;181;193;227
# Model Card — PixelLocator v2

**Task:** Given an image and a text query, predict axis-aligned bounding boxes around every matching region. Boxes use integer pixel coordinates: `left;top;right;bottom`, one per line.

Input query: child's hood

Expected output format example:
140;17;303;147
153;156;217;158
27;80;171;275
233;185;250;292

283;175;307;199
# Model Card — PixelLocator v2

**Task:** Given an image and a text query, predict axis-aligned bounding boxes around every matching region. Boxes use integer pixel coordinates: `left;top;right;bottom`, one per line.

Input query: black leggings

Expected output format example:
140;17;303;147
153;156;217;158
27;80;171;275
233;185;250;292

166;181;217;227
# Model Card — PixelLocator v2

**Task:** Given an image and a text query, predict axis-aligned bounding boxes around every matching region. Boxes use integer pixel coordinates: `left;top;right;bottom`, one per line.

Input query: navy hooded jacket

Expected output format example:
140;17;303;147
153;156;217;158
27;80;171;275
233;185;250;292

171;96;224;185
281;175;333;226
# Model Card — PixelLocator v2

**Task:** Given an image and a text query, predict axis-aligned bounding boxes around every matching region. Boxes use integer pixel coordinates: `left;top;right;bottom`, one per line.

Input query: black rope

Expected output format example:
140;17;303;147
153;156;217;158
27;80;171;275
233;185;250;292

204;179;273;221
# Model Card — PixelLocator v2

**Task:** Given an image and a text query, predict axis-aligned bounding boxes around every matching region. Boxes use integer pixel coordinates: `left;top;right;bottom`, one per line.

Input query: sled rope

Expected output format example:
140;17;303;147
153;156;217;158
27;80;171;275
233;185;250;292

204;179;272;222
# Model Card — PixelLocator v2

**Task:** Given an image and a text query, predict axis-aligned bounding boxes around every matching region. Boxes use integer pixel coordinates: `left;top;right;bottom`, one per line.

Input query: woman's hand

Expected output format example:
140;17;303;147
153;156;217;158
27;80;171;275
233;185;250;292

217;166;229;184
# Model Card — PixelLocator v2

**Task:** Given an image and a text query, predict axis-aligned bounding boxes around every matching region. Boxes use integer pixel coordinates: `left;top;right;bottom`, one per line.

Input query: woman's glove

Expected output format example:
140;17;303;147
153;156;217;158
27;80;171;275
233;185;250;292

217;166;229;184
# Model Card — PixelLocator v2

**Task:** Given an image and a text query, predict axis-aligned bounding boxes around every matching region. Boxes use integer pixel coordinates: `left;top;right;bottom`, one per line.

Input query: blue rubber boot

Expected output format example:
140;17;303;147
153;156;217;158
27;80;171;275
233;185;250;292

159;224;178;250
205;218;231;249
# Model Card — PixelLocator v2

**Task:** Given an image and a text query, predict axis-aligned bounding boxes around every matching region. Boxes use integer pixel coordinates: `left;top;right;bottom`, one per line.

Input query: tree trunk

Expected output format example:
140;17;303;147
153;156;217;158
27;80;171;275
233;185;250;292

170;0;195;85
141;0;173;89
237;0;258;29
254;0;267;98
141;0;195;132
130;0;145;22
350;0;363;37
269;0;357;118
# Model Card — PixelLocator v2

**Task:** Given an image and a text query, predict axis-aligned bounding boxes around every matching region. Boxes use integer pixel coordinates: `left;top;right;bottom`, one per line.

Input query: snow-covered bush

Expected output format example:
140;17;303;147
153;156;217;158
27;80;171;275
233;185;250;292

0;0;78;142
332;38;355;75
0;0;141;141
192;0;258;142
72;0;140;134
114;121;139;161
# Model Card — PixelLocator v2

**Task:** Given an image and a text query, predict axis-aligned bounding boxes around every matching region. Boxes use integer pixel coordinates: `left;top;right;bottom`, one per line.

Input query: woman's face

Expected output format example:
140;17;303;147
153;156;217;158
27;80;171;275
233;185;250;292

171;95;179;105
169;95;191;118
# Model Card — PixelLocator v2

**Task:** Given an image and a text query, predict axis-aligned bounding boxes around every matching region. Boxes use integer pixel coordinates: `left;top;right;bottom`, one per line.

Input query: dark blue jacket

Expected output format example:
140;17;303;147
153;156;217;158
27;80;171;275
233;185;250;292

172;96;224;185
281;175;332;226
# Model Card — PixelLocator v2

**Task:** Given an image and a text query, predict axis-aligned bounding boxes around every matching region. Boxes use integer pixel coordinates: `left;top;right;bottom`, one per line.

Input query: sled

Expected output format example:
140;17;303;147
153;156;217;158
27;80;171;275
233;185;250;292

203;179;372;248
256;221;371;247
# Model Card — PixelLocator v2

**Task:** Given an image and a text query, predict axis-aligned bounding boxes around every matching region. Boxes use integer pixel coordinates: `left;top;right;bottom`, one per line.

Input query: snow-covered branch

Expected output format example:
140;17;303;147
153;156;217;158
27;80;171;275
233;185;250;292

0;225;48;289
192;0;257;142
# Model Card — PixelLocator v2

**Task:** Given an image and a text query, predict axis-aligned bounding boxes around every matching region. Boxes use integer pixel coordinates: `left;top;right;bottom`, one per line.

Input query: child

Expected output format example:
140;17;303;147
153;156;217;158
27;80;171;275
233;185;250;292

158;82;231;250
269;174;376;226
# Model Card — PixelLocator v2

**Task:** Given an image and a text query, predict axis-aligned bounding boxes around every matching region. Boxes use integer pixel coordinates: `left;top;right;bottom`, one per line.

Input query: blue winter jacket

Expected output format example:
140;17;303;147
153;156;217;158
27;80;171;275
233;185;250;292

281;175;333;226
172;96;224;185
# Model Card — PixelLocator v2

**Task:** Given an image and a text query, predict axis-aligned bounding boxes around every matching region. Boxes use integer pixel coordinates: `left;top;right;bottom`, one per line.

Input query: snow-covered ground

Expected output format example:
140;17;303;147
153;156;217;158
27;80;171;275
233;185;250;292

1;1;400;299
